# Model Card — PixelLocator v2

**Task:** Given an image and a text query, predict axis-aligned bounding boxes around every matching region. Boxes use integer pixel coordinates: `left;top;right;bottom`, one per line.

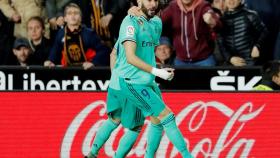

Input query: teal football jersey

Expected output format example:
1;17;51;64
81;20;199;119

116;15;162;85
108;40;121;90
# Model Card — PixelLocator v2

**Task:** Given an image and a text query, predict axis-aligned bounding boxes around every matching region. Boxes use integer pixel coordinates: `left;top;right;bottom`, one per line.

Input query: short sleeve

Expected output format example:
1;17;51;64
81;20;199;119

119;15;139;44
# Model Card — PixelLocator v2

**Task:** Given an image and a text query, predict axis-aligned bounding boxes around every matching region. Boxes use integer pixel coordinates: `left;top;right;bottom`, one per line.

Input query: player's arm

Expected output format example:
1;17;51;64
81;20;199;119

123;41;173;80
110;48;117;71
123;41;152;72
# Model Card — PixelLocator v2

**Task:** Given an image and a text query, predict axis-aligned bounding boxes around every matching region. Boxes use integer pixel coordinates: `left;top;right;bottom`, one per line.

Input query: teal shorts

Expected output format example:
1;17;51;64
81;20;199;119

106;88;123;119
119;78;165;117
106;87;145;128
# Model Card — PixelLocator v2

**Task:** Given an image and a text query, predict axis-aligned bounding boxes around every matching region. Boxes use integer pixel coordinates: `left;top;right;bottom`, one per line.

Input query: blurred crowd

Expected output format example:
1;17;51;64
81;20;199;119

0;0;279;71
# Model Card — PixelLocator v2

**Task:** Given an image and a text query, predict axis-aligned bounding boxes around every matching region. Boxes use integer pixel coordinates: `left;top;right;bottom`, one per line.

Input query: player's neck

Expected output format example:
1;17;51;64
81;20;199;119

140;11;150;20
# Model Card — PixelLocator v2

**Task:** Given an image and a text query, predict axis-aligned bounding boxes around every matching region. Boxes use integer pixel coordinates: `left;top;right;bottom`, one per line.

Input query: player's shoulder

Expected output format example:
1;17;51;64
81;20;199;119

150;15;162;25
123;15;139;25
151;15;161;22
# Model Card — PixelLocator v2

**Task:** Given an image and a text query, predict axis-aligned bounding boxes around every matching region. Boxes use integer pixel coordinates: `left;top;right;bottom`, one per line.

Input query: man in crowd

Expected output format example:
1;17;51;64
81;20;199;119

254;60;280;90
44;3;110;69
12;38;33;66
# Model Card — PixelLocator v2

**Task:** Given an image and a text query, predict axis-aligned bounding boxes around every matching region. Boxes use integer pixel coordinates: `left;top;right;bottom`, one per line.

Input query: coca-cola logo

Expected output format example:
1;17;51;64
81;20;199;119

60;100;265;158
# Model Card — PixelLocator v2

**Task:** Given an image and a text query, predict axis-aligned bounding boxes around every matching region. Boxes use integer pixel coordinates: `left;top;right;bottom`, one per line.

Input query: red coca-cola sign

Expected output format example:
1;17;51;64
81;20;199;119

0;92;279;158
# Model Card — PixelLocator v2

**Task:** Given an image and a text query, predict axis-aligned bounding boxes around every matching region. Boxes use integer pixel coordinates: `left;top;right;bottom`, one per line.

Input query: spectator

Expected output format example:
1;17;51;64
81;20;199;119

88;0;130;47
46;0;71;29
0;10;14;65
89;0;112;47
46;0;72;41
27;16;51;65
245;0;280;64
0;0;47;38
155;37;174;68
254;60;280;90
159;0;173;10
211;0;225;16
71;0;92;27
218;0;267;66
103;0;130;43
274;28;280;60
160;0;222;67
207;0;226;65
44;3;110;69
12;38;33;66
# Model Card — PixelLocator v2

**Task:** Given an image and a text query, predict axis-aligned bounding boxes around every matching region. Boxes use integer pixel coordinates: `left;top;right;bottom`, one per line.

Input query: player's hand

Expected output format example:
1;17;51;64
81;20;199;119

151;67;173;80
163;67;175;81
128;6;141;17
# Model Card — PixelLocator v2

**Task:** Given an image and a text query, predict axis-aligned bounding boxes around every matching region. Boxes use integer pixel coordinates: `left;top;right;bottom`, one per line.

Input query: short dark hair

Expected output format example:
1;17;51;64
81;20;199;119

27;16;45;30
262;60;280;80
